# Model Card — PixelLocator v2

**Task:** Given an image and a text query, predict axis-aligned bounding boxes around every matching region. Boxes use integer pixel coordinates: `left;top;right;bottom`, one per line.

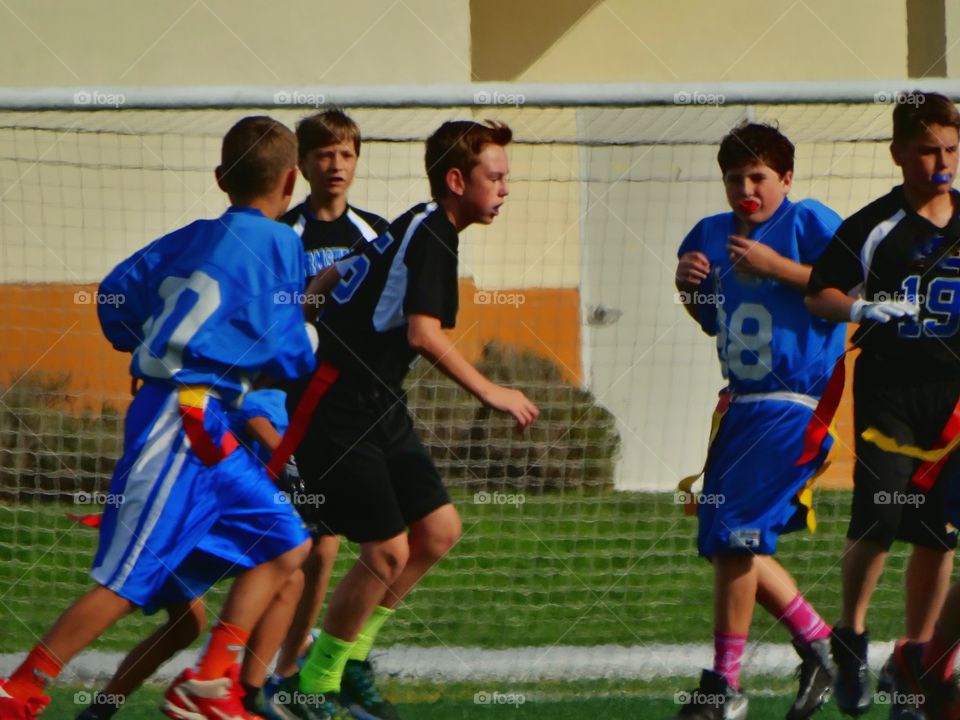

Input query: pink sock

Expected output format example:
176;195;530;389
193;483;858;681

779;593;831;644
714;631;748;690
923;623;960;682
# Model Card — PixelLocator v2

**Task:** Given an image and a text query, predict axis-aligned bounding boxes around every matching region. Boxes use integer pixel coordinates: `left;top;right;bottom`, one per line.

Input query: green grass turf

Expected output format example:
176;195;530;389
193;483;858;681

40;679;891;720
0;489;914;655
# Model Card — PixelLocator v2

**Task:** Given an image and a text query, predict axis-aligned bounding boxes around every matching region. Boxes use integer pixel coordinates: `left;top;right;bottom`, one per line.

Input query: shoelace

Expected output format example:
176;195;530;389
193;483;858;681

345;663;384;704
319;698;348;718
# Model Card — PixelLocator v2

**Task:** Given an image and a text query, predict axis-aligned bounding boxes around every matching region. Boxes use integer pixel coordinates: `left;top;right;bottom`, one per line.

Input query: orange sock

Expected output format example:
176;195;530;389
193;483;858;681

4;645;62;699
195;622;250;680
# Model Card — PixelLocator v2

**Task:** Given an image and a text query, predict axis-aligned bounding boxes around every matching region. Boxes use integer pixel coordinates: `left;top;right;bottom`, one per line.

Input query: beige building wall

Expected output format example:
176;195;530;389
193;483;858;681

0;0;920;87
0;0;471;86
475;0;910;81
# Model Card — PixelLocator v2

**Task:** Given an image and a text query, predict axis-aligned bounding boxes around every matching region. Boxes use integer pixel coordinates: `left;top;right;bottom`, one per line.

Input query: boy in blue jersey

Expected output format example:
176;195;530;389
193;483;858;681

672;123;846;720
0;116;317;720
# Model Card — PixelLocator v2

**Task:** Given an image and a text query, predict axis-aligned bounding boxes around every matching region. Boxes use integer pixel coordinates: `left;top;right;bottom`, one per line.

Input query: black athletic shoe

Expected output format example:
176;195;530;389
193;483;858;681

877;652;896;695
75;692;122;720
787;637;835;720
830;626;872;716
340;660;400;720
673;669;749;720
268;675;351;720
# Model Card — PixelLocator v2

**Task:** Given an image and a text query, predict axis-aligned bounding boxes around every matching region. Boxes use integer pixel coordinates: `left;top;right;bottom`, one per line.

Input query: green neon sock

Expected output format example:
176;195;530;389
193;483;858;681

348;606;395;662
299;632;355;694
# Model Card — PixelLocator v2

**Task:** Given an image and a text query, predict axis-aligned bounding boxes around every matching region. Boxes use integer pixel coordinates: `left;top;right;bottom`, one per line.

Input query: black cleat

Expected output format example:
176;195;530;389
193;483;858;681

877;652;897;696
340;660;400;720
673;669;749;720
831;626;872;716
788;637;835;720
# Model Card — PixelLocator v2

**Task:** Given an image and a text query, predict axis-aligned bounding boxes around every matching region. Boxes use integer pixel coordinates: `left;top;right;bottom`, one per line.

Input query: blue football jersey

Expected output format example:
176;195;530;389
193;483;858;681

98;207;317;401
678;198;846;397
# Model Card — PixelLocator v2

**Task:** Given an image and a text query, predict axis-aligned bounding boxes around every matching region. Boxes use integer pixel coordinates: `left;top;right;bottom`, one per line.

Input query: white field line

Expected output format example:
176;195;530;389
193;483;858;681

0;641;897;684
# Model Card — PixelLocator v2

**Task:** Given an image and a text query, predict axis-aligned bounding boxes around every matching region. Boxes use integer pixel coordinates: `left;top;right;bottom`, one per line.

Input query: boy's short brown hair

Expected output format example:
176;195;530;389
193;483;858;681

296;109;361;158
717;122;794;177
425;120;512;200
892;91;960;146
219;116;296;201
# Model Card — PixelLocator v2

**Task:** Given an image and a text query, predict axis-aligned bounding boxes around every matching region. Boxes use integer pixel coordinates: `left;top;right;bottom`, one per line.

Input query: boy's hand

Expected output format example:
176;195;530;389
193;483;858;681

727;235;780;278
482;385;539;430
276;459;306;497
849;298;920;323
676;252;710;290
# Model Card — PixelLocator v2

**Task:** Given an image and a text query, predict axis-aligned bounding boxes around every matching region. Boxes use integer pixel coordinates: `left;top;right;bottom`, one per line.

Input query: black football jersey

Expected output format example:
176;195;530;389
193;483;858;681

317;202;460;389
808;185;960;378
280;199;388;277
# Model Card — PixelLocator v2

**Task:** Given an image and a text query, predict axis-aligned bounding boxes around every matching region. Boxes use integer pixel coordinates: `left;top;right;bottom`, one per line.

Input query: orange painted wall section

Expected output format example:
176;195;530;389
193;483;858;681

3;284;130;403
2;279;583;399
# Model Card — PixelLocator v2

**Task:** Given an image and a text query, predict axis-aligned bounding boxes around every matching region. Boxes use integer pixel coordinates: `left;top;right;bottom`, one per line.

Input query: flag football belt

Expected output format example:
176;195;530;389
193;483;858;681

677;390;730;517
68;383;240;529
678;382;837;532
177;386;240;467
67;370;342;530
860;393;960;491
265;361;340;481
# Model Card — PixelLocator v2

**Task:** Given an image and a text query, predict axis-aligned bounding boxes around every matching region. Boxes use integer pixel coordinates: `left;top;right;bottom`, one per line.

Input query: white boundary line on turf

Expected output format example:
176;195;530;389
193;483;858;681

2;81;960;109
0;642;896;683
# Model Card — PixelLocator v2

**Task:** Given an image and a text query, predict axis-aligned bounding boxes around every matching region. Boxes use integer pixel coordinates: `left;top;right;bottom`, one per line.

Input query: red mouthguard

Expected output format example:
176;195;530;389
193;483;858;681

739;199;761;213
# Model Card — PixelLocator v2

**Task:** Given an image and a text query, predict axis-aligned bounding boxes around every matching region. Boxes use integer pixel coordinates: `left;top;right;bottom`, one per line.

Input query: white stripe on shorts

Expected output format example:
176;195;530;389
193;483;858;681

91;392;187;591
730;391;818;411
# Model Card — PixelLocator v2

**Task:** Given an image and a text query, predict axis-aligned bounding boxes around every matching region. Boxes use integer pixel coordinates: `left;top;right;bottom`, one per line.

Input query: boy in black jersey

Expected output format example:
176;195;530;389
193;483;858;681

270;110;391;714
806;91;960;716
277;121;538;720
282;110;389;277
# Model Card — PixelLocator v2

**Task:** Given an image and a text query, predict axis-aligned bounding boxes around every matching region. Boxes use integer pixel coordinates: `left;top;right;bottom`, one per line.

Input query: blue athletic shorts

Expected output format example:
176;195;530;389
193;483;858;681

697;395;831;557
90;381;309;612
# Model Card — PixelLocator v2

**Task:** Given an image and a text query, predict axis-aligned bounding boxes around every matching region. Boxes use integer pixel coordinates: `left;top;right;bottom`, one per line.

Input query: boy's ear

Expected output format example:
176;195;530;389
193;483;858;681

446;167;466;197
890;141;904;167
214;165;226;192
781;169;794;191
281;167;298;198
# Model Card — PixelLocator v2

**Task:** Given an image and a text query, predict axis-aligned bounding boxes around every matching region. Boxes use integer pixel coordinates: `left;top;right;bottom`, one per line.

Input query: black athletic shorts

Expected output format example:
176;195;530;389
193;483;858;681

292;377;451;543
848;354;960;551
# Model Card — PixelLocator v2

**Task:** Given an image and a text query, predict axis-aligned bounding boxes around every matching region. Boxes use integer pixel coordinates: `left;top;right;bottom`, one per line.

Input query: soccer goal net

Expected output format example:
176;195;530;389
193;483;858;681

0;82;942;689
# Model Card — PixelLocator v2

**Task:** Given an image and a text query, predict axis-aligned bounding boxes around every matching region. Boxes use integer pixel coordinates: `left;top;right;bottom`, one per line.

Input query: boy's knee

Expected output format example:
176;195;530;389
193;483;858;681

312;535;340;566
413;516;461;563
279;568;305;602
362;537;409;584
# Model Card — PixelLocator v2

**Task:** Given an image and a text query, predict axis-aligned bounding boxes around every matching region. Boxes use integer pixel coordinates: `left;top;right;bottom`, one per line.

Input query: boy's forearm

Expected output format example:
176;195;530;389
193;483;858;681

768;255;812;291
409;321;494;402
245;417;282;452
805;287;854;322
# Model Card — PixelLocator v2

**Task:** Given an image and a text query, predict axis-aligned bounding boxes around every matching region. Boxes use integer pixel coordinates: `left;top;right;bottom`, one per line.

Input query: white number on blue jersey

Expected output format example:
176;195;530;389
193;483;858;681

717;302;773;381
135;271;221;378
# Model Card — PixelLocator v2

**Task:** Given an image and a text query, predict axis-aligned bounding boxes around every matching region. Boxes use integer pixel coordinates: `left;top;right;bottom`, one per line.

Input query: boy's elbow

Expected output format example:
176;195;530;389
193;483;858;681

407;324;428;352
